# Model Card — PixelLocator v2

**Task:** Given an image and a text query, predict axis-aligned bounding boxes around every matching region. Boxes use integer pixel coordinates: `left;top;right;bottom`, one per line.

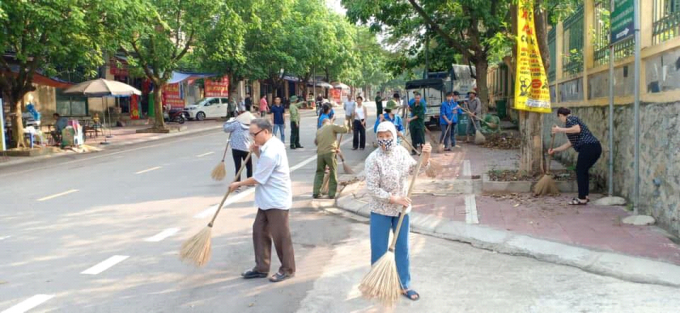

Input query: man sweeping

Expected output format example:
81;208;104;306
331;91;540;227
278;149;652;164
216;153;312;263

439;91;461;151
229;118;295;283
313;117;348;199
407;93;426;155
465;91;482;143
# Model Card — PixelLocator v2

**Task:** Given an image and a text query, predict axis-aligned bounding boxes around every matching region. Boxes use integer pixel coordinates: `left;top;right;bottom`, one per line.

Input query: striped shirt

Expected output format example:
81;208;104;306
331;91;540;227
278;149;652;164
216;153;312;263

565;116;599;152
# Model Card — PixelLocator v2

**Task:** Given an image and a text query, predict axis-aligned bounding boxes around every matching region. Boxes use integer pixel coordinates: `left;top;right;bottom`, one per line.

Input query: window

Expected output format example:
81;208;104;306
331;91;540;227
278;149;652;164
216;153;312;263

205;98;220;106
56;89;88;116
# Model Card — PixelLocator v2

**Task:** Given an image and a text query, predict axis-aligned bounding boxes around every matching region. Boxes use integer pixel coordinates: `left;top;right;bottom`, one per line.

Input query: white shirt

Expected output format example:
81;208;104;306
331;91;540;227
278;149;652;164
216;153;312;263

354;105;366;120
343;101;356;116
253;137;292;210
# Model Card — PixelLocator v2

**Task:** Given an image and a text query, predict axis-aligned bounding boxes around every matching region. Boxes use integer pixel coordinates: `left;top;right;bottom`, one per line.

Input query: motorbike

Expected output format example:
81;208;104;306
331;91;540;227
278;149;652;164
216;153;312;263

163;108;189;124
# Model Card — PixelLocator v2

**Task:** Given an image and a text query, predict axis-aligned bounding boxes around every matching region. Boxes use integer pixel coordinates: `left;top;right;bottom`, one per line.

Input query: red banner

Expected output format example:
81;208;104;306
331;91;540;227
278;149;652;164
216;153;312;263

130;95;140;120
109;58;129;76
330;89;342;104
205;77;229;97
162;83;185;108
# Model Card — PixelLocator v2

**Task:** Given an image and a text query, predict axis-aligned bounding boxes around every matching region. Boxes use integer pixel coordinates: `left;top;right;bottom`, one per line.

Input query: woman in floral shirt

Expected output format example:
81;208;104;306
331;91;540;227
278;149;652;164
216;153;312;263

223;111;255;186
364;122;431;301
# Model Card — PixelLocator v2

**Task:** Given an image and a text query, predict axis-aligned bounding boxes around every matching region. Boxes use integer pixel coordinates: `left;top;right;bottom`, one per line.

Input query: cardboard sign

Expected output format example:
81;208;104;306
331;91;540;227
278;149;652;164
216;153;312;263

514;0;551;113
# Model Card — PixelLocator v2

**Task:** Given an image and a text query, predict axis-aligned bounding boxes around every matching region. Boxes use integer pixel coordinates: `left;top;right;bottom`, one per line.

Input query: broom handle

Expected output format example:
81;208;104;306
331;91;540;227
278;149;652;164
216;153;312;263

208;152;252;226
220;134;232;162
546;133;556;174
460;107;492;127
401;138;421;156
388;155;424;251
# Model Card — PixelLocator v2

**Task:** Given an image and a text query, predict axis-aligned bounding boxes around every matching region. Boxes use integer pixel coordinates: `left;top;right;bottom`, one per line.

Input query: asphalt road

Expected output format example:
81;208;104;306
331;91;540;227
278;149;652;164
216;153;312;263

1;106;679;313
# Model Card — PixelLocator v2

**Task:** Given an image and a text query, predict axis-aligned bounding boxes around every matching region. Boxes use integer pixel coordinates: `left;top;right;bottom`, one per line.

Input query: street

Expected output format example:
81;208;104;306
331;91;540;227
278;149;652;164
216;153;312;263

1;110;679;313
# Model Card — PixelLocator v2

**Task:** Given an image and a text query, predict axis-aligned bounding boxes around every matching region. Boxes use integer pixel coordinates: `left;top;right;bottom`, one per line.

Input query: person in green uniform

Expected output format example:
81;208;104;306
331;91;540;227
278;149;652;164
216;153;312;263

407;93;426;155
375;92;385;116
312;117;348;198
288;95;304;149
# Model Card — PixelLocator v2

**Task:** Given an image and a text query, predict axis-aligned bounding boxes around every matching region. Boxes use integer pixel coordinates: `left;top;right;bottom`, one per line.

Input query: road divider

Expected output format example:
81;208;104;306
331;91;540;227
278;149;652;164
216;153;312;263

81;255;129;275
135;166;161;175
1;294;54;313
37;189;78;202
145;228;180;242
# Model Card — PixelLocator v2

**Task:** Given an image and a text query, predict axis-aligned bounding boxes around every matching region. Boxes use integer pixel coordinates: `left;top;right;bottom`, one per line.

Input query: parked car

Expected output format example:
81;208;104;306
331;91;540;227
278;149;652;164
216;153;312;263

185;97;229;120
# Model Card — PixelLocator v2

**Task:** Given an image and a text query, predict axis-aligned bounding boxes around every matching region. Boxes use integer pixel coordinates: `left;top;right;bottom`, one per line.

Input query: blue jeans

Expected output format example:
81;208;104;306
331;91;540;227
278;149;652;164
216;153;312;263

273;124;285;143
370;212;411;289
439;123;457;148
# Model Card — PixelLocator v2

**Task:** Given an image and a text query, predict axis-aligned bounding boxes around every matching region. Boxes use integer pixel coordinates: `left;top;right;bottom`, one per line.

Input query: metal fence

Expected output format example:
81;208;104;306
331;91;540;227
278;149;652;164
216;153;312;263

653;0;680;44
562;5;585;76
593;0;610;66
548;28;557;82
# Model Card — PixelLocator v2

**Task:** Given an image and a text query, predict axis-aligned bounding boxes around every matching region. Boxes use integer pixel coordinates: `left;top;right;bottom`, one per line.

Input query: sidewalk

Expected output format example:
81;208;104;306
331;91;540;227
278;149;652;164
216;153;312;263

0;120;224;169
328;134;680;287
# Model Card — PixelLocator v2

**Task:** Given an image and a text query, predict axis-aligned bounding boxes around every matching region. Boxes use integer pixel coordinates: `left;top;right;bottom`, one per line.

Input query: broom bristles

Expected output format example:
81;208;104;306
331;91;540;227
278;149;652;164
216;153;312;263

533;174;560;196
179;226;213;267
358;251;401;306
211;162;226;181
343;162;354;174
474;130;486;144
321;173;330;195
426;160;442;178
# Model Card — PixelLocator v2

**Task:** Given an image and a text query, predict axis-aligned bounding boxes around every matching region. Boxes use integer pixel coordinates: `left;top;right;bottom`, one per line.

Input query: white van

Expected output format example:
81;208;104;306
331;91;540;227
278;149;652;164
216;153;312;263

185;97;229;120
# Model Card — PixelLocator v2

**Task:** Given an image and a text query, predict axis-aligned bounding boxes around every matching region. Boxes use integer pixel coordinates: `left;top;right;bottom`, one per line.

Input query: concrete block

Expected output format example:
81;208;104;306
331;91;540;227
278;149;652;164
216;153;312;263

622;215;656;226
593;196;627;206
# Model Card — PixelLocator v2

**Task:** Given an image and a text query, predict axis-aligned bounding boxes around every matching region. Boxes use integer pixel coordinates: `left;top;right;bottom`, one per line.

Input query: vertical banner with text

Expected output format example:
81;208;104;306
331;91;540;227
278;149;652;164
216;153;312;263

514;0;552;113
162;83;185;109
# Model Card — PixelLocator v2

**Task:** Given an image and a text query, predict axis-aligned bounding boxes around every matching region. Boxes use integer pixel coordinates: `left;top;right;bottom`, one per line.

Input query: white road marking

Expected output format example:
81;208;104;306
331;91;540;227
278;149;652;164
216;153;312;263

145;228;180;242
135;166;161;174
0;236;11;241
194;137;353;219
1;294;54;313
37;189;78;202
81;255;129;275
196;152;215;158
465;194;479;224
463;159;471;177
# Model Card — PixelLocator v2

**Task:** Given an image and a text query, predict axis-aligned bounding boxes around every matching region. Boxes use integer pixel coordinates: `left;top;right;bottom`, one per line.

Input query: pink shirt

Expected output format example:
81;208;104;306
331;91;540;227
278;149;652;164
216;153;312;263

259;98;268;112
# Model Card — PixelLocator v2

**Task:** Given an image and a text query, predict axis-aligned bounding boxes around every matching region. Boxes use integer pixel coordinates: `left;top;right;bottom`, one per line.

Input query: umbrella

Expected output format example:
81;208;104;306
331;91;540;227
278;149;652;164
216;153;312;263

63;79;141;144
63;78;141;97
333;82;350;89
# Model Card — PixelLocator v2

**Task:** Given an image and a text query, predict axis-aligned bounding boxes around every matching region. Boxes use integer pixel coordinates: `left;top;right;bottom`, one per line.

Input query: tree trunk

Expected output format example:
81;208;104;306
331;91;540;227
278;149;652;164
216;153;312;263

228;74;239;115
8;95;27;148
519;111;544;174
153;85;166;130
474;59;490;114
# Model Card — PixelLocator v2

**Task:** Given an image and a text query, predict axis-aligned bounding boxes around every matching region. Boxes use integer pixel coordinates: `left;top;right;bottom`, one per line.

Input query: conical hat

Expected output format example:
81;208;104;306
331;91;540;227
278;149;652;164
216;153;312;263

235;111;255;125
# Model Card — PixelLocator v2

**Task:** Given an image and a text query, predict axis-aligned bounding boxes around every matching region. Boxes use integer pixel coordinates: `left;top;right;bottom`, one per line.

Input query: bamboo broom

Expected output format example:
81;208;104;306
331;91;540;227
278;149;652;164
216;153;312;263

533;133;560;196
460;107;498;129
211;137;231;181
181;152;252;267
358;153;425;306
337;133;353;174
460;107;486;145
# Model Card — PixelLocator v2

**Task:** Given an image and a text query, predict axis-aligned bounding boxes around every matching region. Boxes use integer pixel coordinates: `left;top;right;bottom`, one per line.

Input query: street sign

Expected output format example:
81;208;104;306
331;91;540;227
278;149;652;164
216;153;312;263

611;0;635;44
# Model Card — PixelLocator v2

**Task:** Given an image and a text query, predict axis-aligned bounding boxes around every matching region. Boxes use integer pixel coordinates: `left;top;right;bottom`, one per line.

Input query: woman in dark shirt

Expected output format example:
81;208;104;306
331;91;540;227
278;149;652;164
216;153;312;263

549;107;602;205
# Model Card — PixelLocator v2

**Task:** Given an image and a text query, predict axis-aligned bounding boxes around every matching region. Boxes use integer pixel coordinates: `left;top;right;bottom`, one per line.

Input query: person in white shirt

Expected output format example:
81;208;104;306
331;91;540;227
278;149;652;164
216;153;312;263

351;96;368;150
229;118;295;283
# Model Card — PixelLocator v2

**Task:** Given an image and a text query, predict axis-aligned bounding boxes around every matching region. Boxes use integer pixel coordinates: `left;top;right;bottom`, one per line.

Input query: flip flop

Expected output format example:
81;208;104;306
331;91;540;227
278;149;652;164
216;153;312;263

403;289;420;301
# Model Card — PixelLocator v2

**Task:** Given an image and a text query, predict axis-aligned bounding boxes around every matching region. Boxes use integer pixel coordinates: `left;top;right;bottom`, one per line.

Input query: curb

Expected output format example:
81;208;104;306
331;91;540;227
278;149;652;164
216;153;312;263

0;125;222;170
322;182;680;288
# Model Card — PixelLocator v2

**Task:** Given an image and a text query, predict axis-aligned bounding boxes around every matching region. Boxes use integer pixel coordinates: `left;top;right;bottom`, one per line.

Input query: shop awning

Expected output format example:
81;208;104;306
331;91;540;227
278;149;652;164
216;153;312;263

167;71;215;84
309;81;333;88
1;65;74;89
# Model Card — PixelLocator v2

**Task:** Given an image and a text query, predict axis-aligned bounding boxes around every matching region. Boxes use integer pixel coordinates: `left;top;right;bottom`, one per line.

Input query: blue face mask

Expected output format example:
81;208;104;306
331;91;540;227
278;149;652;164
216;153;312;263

378;138;395;151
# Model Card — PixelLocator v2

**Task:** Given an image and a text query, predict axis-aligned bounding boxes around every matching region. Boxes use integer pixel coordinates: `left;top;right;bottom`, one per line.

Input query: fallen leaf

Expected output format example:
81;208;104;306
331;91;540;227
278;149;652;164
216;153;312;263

513;203;520;207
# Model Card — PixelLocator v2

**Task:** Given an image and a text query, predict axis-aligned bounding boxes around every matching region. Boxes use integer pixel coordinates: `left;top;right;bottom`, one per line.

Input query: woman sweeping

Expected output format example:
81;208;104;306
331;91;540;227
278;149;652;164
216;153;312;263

223;111;255;190
364;122;431;301
549;107;601;205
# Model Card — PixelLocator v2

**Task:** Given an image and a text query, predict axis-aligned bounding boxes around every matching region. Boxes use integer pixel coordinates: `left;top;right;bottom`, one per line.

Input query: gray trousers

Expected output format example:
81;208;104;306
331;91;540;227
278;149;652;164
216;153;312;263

253;208;296;275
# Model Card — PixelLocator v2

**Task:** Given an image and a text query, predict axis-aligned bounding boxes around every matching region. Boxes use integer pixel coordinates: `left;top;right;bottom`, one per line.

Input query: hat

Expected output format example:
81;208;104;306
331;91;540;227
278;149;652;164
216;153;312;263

235;111;255;125
468;90;477;95
290;95;298;102
385;100;398;110
376;121;397;140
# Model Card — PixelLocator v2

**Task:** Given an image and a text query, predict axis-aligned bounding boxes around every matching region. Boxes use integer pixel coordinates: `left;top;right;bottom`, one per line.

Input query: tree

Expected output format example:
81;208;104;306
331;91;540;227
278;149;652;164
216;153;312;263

120;0;219;131
0;0;114;147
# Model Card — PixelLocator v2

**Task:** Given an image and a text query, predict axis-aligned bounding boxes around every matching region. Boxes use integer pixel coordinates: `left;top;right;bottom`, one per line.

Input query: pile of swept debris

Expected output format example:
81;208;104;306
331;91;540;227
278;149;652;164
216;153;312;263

482;133;521;150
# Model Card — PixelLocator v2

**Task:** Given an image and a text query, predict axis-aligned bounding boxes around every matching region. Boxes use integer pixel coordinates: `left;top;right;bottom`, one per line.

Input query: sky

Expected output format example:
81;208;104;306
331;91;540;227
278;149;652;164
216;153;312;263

326;0;347;15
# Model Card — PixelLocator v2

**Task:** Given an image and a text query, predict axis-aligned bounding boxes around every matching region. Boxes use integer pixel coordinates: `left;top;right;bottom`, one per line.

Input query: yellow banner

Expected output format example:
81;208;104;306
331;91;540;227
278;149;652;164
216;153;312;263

514;0;551;113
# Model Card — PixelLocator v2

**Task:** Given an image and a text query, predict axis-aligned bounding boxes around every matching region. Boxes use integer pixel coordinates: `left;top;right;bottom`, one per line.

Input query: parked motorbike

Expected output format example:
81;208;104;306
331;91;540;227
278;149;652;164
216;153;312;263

164;108;189;124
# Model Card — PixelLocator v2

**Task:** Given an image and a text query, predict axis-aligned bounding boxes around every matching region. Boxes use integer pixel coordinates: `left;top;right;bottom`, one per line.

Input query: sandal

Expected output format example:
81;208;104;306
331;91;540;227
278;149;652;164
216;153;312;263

568;198;588;205
403;289;420;301
269;272;293;283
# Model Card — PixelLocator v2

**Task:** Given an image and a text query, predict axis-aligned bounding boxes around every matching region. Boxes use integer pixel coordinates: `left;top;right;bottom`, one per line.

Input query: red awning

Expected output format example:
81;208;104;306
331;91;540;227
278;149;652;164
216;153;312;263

1;70;74;89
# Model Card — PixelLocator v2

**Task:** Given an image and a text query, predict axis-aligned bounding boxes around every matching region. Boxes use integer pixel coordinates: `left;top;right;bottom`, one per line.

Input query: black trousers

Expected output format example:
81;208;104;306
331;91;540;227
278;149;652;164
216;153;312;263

290;121;301;148
232;149;253;182
576;142;602;199
409;124;425;153
353;119;366;149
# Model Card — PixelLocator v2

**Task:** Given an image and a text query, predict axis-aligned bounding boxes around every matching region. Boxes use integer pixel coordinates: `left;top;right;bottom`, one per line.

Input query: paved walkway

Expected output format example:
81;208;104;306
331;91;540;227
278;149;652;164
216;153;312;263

333;134;680;284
